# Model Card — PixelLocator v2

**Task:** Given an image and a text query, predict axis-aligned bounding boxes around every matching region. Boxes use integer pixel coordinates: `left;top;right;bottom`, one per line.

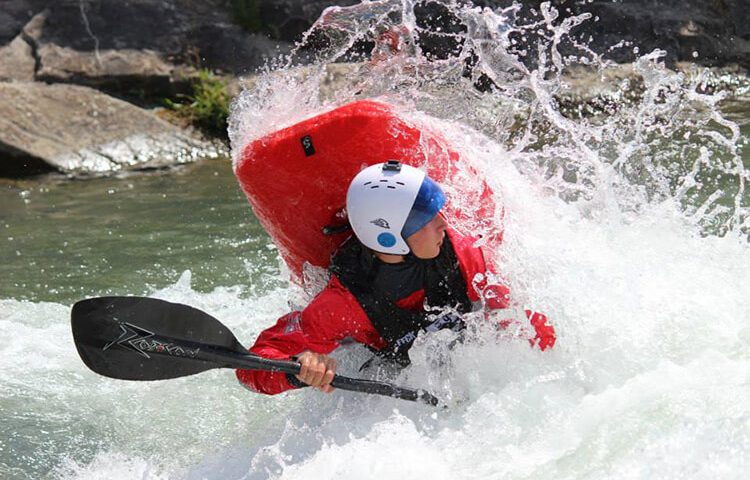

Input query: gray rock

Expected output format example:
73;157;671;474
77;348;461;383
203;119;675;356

2;0;288;96
0;35;35;81
0;0;48;44
2;0;747;73
20;8;46;43
252;0;361;42
229;1;750;68
0;82;217;177
189;24;292;75
727;0;750;40
35;43;176;91
476;0;750;68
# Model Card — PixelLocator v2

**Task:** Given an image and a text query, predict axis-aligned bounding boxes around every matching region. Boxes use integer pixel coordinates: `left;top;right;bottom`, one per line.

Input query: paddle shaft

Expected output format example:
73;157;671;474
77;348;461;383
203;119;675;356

133;331;440;406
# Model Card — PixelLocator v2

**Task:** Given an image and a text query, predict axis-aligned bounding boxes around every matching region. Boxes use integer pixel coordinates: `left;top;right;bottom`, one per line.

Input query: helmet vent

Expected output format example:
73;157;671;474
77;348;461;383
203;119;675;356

367;178;407;189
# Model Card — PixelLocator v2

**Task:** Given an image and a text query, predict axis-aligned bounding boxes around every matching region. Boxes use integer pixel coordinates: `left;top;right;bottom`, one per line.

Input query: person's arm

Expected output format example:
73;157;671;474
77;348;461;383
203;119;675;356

236;277;385;395
447;229;556;351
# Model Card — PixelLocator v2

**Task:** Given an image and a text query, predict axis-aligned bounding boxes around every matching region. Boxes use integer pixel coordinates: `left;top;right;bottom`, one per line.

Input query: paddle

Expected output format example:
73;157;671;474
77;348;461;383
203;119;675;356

71;296;441;406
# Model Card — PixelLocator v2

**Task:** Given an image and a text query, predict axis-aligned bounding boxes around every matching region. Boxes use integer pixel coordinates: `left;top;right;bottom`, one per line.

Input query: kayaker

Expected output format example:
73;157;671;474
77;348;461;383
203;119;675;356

237;161;555;394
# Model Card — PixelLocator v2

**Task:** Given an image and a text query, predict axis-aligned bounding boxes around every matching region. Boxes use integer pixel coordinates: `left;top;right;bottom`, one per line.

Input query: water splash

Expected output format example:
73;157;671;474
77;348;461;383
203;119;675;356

222;3;750;478
229;0;748;240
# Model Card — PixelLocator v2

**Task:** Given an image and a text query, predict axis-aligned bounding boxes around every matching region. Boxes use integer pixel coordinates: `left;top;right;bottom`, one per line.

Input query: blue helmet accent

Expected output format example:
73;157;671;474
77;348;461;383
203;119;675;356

401;175;446;238
377;232;397;248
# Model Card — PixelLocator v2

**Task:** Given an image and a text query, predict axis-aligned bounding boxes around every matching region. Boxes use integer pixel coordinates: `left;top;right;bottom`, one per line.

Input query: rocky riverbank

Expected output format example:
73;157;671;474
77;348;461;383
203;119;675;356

1;0;748;178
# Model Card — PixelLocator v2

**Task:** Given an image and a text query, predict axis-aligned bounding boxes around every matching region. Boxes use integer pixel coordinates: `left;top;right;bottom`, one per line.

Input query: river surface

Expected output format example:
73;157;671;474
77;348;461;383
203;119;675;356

1;159;281;305
3;1;750;479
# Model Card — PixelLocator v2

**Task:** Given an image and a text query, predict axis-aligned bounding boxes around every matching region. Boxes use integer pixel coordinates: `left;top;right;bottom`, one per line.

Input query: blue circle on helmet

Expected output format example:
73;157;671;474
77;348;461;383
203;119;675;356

377;232;397;248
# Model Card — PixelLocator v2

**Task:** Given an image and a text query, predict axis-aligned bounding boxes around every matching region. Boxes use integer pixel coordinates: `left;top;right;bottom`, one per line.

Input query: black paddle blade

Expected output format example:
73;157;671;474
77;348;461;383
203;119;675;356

71;296;248;381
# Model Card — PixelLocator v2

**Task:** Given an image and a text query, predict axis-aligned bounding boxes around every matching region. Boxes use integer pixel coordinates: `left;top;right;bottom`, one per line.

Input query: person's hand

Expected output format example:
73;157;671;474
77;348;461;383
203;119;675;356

295;351;337;393
526;310;556;351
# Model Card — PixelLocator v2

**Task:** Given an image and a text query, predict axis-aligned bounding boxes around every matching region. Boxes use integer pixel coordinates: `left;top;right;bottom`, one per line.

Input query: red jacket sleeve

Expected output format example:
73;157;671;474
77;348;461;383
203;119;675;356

235;277;387;395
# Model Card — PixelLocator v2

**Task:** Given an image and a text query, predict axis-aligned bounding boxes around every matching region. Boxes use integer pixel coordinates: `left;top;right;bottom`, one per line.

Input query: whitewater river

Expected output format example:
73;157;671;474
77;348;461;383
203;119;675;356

3;2;750;479
2;101;749;479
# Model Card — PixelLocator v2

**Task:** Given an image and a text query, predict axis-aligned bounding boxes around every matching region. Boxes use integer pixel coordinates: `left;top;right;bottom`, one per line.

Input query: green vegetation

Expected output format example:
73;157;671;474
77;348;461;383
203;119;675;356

231;0;263;34
165;70;231;134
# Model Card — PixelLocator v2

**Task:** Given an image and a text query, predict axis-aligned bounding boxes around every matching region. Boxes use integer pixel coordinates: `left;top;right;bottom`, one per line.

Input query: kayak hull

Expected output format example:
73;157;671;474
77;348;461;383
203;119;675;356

235;100;498;280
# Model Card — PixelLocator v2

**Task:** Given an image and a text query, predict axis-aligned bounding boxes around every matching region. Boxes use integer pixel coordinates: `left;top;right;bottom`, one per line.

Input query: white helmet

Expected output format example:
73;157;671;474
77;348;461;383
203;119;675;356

346;161;446;254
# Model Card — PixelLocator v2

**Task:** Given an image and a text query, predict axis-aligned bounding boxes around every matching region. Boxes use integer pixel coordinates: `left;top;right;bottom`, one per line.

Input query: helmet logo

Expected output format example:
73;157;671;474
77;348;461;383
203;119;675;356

370;218;390;229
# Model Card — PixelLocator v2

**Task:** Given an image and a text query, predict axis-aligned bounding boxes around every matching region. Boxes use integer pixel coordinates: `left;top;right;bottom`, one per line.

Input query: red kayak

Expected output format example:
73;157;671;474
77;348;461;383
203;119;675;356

234;99;500;281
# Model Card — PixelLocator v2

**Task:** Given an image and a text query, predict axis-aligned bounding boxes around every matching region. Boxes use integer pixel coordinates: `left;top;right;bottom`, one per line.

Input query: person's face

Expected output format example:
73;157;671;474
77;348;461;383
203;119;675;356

405;214;447;259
